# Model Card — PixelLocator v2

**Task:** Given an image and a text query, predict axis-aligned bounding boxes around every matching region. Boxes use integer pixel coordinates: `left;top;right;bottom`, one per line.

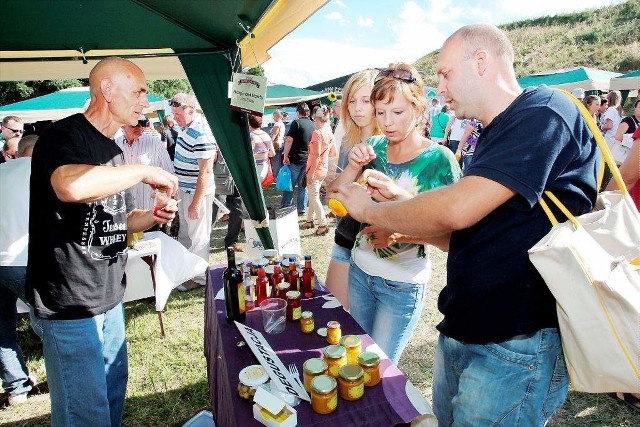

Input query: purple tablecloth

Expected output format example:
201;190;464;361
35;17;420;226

204;266;435;426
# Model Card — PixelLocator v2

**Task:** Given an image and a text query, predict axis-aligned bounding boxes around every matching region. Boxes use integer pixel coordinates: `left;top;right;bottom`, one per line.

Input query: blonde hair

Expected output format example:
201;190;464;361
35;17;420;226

370;63;427;127
341;69;381;150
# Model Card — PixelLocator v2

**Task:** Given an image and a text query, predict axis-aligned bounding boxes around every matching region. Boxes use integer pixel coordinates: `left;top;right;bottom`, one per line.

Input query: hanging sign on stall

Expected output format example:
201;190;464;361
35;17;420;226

230;72;267;115
235;322;310;402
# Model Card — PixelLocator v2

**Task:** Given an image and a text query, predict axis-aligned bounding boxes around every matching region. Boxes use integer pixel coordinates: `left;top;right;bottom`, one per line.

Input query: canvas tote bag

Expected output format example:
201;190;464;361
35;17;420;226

528;91;640;393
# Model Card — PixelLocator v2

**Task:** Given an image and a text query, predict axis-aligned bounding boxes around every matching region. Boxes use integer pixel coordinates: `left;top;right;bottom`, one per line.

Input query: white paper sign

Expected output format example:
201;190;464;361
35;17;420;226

235;322;311;402
230;73;267;115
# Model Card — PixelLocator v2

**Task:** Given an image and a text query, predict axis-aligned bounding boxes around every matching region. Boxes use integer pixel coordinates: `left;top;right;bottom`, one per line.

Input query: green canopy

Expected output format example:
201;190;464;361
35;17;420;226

265;84;327;107
1;0;329;253
0;87;165;122
517;67;622;91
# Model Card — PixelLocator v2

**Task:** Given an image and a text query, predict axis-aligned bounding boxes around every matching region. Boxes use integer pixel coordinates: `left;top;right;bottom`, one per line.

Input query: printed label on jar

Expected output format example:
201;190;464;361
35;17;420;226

329;365;340;377
349;384;364;399
328;394;338;410
363;371;371;385
292;306;302;320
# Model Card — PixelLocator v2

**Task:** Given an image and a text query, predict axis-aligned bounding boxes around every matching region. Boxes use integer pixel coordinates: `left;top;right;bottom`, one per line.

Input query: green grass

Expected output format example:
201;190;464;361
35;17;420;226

1;187;637;425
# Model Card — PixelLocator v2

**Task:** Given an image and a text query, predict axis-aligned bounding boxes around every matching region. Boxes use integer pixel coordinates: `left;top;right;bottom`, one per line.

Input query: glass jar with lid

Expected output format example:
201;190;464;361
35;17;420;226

237;364;269;401
300;311;314;333
326;320;341;345
339;335;362;365
358;351;381;387
303;357;328;392
310;375;338;415
275;282;291;300
323;345;347;377
285;290;301;321
338;364;365;401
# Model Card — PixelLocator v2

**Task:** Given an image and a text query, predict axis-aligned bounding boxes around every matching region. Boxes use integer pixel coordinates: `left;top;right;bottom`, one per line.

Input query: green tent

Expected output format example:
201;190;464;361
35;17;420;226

0;0;328;252
517;67;622;91
0;87;165;123
265;84;328;107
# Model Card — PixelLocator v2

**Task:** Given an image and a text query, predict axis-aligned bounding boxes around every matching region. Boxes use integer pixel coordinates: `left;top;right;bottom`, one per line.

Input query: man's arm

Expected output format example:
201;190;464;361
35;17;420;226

127;199;178;233
51;164;178;203
282;136;293;165
331;175;516;238
271;125;281;150
187;157;214;220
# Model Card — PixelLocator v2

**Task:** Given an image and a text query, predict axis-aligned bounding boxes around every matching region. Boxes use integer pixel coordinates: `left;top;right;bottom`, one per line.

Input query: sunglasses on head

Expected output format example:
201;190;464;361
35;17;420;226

374;69;416;84
169;100;194;109
3;125;23;134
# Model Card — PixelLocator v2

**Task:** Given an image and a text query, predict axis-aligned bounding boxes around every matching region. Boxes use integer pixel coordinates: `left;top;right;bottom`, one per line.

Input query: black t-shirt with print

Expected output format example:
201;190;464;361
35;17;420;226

26;114;133;319
286;116;315;164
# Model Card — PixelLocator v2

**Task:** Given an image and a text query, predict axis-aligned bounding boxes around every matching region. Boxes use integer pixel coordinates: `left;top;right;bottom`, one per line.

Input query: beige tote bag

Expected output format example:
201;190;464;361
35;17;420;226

528;91;640;393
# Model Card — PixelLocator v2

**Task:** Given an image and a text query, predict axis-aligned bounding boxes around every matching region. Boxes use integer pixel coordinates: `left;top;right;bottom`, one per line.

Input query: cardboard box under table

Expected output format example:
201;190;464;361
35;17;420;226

243;206;301;261
204;266;437;426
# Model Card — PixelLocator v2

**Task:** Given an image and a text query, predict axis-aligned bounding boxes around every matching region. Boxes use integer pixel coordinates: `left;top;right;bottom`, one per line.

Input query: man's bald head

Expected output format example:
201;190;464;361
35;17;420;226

89;57;144;94
18;134;38;157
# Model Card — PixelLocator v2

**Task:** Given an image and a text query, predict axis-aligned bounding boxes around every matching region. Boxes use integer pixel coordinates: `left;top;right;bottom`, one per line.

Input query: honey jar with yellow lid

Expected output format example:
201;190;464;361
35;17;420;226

338;364;365;401
323;345;347;377
310;375;338;415
358;351;381;387
303;357;328;392
339;335;362;365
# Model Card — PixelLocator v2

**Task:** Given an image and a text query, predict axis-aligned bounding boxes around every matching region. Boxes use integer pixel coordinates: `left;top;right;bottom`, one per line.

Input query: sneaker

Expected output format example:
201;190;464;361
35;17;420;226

8;391;28;406
176;280;201;292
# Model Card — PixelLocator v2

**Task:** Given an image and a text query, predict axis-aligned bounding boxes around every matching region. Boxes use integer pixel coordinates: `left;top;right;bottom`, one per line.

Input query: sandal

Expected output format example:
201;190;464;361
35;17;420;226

301;221;314;229
609;392;640;414
315;226;329;236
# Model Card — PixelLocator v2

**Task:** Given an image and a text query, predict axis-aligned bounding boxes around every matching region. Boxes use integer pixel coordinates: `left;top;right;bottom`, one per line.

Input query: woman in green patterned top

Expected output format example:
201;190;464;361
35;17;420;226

330;63;461;363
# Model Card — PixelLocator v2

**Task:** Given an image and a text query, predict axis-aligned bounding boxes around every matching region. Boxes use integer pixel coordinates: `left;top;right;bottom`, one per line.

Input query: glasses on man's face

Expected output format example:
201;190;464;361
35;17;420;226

374;69;416;84
2;126;23;134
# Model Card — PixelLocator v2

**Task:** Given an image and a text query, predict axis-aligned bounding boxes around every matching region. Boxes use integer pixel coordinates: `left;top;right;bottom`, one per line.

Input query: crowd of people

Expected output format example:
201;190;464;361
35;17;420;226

1;21;638;426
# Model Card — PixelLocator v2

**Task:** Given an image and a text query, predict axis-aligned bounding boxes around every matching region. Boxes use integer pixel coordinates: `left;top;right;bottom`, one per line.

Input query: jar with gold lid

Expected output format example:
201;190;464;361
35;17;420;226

300;311;314;333
339;335;362;365
326;320;341;345
338;364;365;401
323;345;347;377
310;375;338;415
303;357;328;392
358;351;381;387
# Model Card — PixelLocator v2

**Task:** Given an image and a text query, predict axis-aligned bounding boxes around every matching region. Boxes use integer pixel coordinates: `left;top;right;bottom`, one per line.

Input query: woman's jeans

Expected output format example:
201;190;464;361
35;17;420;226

348;262;426;364
41;302;128;427
280;162;308;214
433;329;569;426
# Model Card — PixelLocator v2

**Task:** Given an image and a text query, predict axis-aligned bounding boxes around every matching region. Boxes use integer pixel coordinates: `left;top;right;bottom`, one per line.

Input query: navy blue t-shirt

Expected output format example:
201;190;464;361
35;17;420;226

437;87;599;343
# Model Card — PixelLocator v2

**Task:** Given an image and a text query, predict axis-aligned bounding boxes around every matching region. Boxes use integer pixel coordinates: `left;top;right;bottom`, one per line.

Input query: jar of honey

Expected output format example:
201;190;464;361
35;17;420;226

326;321;341;345
286;290;301;321
338;364;365;401
300;311;314;333
310;375;338;415
303;358;328;392
323;345;347;377
358;351;381;387
339;335;362;365
275;282;291;300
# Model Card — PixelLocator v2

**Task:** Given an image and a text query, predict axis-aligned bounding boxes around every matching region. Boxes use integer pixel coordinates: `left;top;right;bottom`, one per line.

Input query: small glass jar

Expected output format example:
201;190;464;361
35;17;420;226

338;364;365;401
263;249;278;264
286;290;301;321
303;358;328;392
339;335;362;365
326;321;341;345
300;311;314;333
323;345;347;377
276;282;291;300
310;375;338;415
237;364;269;401
358;351;381;387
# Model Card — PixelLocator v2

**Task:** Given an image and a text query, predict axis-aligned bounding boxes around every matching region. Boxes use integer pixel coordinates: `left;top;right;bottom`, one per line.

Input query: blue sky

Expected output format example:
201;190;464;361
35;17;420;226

261;0;625;87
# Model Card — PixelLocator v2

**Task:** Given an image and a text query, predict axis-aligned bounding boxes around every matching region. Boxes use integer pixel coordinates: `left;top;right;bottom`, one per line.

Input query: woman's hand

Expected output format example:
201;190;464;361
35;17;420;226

361;169;413;202
348;143;376;168
361;225;398;248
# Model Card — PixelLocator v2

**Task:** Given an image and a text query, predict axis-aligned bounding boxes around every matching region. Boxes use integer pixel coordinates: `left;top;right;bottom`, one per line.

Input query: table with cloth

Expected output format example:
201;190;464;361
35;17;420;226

204;266;436;426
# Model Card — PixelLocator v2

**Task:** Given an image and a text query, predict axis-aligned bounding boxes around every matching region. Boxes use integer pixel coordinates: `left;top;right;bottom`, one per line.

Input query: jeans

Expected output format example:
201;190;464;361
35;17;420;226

41;302;128;427
433;329;569;426
280;162;308;213
348;262;426;364
330;243;352;263
270;148;283;181
0;266;41;396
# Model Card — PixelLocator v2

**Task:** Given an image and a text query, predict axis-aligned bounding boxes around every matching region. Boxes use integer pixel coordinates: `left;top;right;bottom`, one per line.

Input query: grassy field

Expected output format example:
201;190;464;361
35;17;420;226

1;187;637;426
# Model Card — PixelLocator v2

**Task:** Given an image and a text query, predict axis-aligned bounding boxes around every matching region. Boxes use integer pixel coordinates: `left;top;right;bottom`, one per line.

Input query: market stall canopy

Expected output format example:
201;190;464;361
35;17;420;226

0;87;165;123
609;70;640;91
517;67;622;91
265;84;328;107
1;0;329;250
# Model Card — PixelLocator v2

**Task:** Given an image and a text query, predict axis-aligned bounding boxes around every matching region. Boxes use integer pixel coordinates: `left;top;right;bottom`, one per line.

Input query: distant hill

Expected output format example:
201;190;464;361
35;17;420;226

414;0;640;88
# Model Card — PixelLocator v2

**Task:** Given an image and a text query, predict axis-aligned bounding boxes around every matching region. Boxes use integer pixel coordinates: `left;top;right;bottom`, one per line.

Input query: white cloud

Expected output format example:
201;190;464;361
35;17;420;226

358;16;374;27
325;11;349;26
333;0;346;8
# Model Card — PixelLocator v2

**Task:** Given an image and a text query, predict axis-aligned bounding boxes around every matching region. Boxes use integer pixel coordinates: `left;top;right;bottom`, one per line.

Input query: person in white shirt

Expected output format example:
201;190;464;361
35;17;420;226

115;116;175;212
270;109;286;179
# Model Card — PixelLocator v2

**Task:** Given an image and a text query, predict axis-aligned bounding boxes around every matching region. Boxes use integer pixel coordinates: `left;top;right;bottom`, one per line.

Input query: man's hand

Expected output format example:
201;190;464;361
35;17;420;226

328;181;375;223
142;166;179;197
153;198;178;224
360;170;413;202
282;155;290;165
188;199;201;220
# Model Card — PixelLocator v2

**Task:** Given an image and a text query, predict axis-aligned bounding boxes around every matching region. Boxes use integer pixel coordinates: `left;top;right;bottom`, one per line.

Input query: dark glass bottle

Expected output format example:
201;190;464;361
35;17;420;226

270;261;285;296
255;264;270;306
302;255;316;298
223;247;246;323
287;257;300;291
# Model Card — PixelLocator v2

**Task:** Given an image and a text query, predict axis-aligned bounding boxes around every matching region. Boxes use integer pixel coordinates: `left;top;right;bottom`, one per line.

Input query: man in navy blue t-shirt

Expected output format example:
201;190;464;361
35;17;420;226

330;24;598;426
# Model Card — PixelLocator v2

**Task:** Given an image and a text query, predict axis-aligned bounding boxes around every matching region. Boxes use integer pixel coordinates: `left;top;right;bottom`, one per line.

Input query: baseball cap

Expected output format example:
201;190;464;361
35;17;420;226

571;87;585;100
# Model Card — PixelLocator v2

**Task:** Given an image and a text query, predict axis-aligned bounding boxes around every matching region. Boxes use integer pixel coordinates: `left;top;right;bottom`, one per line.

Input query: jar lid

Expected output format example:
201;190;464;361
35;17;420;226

277;282;291;290
264;265;274;274
339;364;364;381
339;335;361;348
263;249;278;258
327;320;340;329
311;375;337;394
286;290;301;299
358;351;380;367
301;311;313;319
254;257;268;267
281;258;290;267
303;358;328;375
324;345;346;359
239;365;269;387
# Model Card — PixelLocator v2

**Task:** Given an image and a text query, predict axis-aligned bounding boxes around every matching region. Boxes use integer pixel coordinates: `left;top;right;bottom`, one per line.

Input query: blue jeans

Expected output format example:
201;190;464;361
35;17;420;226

270;148;283;181
41;302;128;427
0;266;41;396
280;162;308;213
433;329;569;426
348;262;426;364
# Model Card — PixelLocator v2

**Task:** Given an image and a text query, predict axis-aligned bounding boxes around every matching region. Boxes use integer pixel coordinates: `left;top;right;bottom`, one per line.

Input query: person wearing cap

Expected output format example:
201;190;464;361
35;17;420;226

115;116;175;213
169;92;217;290
571;87;585;101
